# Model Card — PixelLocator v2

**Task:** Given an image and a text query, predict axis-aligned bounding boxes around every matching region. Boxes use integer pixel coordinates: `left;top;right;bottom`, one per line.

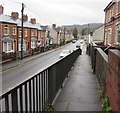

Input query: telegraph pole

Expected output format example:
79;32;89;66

63;26;66;45
21;3;24;59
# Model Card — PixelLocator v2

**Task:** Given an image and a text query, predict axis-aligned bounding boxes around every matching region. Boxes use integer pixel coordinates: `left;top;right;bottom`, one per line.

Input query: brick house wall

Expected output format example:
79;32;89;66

104;1;120;45
0;6;46;53
106;50;120;112
1;22;17;52
40;30;45;46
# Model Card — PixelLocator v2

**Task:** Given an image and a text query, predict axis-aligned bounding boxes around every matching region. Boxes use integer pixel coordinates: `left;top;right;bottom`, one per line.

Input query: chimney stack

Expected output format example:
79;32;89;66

11;12;19;19
0;5;4;14
52;24;56;28
23;14;28;21
31;18;36;24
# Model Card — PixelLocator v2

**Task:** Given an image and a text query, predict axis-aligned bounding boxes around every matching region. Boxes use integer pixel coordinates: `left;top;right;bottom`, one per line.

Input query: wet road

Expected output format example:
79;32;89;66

1;42;80;94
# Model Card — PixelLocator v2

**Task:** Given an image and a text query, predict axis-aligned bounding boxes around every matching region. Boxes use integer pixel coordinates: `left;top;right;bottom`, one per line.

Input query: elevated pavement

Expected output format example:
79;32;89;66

54;43;102;111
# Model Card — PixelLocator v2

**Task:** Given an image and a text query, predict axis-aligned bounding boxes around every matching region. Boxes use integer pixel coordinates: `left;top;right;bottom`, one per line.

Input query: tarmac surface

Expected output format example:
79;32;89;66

54;44;102;112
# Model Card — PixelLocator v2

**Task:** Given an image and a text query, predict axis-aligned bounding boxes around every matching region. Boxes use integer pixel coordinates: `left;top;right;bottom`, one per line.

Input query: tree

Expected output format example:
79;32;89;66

72;27;78;39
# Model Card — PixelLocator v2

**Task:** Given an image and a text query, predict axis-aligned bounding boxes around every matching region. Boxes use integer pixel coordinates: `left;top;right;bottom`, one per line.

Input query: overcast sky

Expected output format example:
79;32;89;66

0;0;112;26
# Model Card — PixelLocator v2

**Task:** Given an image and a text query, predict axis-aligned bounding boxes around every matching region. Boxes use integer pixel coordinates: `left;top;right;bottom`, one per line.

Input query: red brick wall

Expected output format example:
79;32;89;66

104;2;120;45
40;31;45;46
106;49;120;112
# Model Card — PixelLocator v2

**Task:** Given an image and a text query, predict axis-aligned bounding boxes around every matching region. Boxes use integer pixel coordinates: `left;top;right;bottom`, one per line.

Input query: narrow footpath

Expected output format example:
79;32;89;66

54;42;102;112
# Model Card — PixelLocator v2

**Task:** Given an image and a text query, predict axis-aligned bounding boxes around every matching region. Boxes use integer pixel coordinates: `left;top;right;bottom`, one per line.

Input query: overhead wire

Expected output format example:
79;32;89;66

25;5;53;24
1;0;54;25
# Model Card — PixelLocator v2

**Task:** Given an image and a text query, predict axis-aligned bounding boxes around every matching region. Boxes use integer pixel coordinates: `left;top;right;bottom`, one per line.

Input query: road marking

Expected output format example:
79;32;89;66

2;64;21;73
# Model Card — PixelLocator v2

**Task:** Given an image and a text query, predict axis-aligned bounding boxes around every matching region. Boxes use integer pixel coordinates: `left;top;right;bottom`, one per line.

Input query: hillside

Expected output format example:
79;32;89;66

62;23;103;35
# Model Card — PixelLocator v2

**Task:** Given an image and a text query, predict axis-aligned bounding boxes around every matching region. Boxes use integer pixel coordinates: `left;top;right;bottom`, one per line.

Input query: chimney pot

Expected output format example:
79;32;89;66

31;18;36;24
23;14;28;21
11;12;19;19
52;24;56;28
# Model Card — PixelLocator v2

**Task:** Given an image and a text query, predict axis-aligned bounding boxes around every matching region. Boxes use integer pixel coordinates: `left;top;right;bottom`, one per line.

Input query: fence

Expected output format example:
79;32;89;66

0;52;15;64
0;48;81;112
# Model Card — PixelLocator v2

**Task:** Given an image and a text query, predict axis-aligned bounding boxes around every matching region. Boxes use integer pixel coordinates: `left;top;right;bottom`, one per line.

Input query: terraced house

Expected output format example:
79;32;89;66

104;0;120;45
0;6;18;53
0;5;45;54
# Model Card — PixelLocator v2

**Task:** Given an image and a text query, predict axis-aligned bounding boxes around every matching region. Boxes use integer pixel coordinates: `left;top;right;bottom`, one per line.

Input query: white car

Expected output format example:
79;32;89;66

76;41;81;48
59;50;71;58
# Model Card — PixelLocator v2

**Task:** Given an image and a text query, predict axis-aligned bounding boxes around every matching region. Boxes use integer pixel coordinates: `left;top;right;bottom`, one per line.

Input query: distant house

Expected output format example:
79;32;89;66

104;1;120;45
40;26;50;46
90;25;104;44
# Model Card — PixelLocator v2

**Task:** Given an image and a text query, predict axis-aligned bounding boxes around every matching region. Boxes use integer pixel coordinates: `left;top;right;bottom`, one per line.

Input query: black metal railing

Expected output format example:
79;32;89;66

0;49;81;112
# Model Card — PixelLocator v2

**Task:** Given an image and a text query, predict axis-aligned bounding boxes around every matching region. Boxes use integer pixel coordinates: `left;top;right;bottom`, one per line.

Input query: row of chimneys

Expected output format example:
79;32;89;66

0;5;57;27
0;5;36;24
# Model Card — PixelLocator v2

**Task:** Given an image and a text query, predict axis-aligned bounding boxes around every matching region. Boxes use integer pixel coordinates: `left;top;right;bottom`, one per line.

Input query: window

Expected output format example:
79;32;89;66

19;29;22;37
25;29;27;37
35;31;37;36
31;41;36;48
31;31;34;36
38;32;40;38
19;42;26;51
118;1;120;14
116;24;120;43
108;29;112;44
3;42;12;52
4;25;8;35
13;26;16;35
41;32;45;37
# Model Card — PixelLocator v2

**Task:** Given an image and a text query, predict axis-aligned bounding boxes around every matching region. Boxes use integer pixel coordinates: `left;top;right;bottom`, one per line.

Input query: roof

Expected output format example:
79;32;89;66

53;27;61;32
104;1;115;11
0;14;17;24
16;19;43;30
0;14;43;30
40;26;48;31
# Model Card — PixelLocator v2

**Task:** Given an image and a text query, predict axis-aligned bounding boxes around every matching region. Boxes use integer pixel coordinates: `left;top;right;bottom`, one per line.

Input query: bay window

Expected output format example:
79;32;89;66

3;42;12;52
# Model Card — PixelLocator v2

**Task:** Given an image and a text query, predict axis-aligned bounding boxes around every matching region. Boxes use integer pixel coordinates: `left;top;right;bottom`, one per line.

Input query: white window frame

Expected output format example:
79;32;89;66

25;29;27;37
19;29;22;37
19;42;26;51
13;26;16;35
31;41;36;48
38;31;40;38
3;42;12;53
4;25;8;35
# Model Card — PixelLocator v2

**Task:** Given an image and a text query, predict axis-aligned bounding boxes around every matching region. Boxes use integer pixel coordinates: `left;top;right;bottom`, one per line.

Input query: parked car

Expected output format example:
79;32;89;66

72;39;77;43
59;49;71;58
76;41;81;48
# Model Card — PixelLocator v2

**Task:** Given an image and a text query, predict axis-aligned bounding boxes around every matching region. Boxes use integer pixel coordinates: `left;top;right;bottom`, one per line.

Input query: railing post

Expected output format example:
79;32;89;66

11;89;18;112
